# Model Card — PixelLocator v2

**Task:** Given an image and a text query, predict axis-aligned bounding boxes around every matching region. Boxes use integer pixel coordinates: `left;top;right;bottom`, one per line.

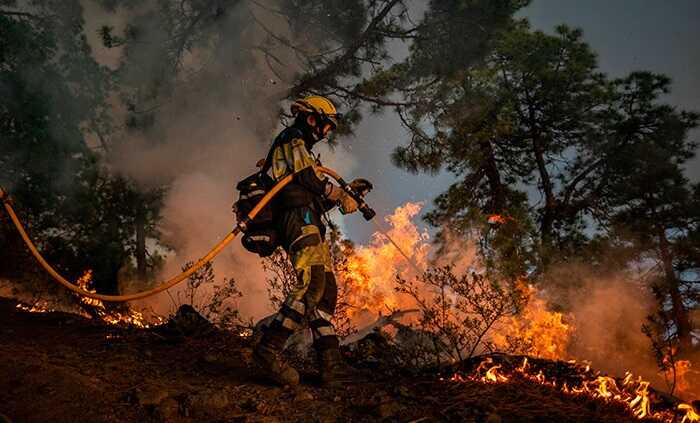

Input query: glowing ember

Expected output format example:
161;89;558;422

450;357;698;422
487;214;507;225
76;270;163;328
15;301;53;313
238;328;253;338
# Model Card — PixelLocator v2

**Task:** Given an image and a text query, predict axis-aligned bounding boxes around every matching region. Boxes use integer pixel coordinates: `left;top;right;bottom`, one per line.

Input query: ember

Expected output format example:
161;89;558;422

75;270;163;328
449;356;699;422
487;214;508;225
15;301;53;313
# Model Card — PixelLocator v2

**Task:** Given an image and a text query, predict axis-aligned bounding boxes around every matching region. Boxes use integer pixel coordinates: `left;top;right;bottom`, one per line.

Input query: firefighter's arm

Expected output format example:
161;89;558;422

288;138;329;196
289;138;359;214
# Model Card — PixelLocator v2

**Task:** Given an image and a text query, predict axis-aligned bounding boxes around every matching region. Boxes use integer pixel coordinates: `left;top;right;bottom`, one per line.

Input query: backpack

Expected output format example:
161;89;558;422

233;128;303;257
234;171;279;257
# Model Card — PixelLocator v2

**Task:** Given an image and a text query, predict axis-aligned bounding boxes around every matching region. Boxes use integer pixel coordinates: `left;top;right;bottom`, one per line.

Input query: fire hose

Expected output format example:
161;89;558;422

0;166;418;302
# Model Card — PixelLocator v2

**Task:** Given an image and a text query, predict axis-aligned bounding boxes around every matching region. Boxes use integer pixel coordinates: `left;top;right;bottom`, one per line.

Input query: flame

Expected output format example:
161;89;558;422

339;202;430;321
347;201;699;418
450;357;698;422
13;272;163;328
474;358;509;383
491;285;572;360
662;359;699;400
673;360;692;394
679;403;700;423
15;301;53;313
487;214;507;224
76;270;163;328
337;202;572;357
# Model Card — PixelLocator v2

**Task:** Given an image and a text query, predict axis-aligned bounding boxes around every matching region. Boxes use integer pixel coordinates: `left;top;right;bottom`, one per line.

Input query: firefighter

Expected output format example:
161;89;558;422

254;95;363;386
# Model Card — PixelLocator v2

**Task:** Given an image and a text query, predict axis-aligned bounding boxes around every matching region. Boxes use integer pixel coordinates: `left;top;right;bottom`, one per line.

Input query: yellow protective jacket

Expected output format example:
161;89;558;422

268;126;329;209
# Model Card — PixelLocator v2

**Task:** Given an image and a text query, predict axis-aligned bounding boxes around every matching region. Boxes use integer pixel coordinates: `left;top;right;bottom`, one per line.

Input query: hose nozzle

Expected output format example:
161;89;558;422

358;203;376;221
338;178;376;221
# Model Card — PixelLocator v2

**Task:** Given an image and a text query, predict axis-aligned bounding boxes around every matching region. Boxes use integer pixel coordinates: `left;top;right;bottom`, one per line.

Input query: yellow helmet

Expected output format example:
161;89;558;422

290;95;341;128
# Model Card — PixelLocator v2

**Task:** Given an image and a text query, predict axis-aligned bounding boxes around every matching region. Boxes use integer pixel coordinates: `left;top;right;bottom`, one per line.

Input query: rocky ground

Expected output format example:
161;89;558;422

0;297;668;423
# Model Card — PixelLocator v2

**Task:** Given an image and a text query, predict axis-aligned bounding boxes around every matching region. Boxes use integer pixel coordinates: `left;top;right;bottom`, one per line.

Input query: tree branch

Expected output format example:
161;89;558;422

0;9;53;20
291;0;404;96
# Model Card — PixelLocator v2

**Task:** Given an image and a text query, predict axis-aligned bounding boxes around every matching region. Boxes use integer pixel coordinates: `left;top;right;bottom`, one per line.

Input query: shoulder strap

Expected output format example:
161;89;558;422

260;127;304;175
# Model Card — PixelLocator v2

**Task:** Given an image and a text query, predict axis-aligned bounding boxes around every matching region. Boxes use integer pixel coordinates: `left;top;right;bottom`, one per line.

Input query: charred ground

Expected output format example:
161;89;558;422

0;298;668;423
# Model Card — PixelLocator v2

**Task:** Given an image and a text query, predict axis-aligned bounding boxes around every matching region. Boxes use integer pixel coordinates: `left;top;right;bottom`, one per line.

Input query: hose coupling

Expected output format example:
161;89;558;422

236;215;251;233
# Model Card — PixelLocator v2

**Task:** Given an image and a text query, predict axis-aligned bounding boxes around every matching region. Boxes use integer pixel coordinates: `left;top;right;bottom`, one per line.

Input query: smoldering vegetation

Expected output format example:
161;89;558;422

2;0;699;410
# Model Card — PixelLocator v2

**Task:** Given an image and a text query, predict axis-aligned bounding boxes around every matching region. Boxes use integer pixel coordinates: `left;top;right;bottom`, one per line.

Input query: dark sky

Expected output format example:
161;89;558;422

341;0;700;243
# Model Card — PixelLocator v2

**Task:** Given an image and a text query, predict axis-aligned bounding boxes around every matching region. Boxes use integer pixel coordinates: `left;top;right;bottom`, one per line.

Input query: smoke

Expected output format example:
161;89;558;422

77;0;331;320
71;4;700;401
540;262;700;399
80;0;129;70
558;270;656;375
431;227;479;277
6;0;360;323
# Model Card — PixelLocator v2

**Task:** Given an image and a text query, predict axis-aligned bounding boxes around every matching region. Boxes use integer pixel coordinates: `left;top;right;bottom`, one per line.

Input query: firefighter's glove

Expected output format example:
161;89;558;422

348;178;373;198
326;184;359;215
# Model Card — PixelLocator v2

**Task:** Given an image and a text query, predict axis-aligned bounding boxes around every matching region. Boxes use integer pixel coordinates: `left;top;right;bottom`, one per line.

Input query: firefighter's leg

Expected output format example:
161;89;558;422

286;223;356;385
253;208;324;386
288;225;332;310
309;270;357;386
309;269;338;348
253;303;301;385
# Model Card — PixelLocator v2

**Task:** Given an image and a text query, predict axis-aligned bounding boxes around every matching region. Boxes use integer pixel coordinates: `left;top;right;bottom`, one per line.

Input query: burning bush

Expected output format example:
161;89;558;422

394;266;526;367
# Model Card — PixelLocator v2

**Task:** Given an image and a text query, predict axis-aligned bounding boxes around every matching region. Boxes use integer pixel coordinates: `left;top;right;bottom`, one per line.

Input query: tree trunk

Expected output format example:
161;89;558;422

480;138;506;213
525;95;557;266
531;135;557;270
657;227;693;352
135;206;147;283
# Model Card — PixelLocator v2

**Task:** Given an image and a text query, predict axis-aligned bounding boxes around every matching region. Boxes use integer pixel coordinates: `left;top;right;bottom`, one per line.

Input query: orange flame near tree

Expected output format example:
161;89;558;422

338;204;580;362
76;270;162;328
339;202;698;419
492;285;572;360
662;358;699;401
487;214;508;224
339;202;430;322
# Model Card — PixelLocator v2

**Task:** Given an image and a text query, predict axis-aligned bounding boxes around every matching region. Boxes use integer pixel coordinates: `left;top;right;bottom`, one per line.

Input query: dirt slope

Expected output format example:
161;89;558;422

0;298;648;423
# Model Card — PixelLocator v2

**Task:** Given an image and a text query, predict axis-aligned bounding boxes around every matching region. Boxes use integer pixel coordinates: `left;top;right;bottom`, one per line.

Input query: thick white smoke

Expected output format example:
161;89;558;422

79;0;361;320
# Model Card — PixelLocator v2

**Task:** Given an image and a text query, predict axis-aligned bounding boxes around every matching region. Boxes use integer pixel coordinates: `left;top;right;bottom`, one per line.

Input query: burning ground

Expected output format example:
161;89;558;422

2;202;700;422
1;297;698;423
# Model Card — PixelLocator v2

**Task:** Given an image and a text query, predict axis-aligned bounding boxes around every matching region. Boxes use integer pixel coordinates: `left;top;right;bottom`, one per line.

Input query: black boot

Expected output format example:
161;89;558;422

254;326;299;386
315;337;356;387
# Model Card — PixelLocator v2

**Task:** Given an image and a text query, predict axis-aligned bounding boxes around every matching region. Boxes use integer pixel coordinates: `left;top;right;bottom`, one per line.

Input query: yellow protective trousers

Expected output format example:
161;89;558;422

268;205;338;347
